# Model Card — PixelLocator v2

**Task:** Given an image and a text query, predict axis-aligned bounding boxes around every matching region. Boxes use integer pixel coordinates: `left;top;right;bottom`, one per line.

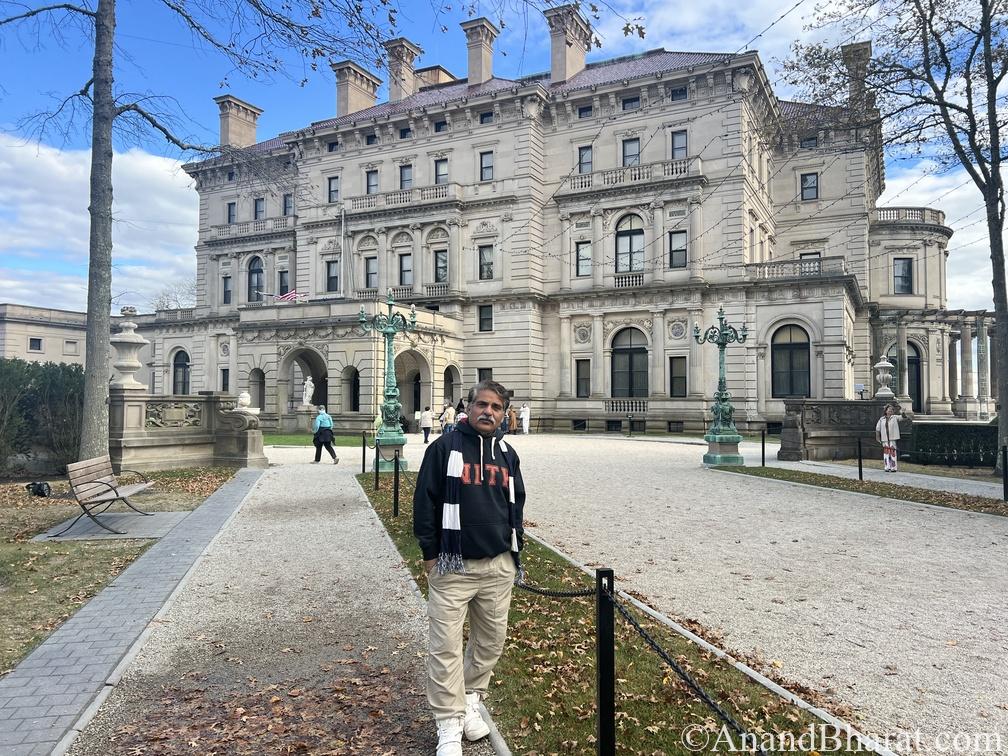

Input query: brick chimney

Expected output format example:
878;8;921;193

459;17;500;86
543;5;592;84
383;38;423;102
213;95;263;148
330;60;382;117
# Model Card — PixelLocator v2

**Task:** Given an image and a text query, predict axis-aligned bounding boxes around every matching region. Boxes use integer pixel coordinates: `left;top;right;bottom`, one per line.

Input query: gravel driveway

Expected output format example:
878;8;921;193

400;433;1008;753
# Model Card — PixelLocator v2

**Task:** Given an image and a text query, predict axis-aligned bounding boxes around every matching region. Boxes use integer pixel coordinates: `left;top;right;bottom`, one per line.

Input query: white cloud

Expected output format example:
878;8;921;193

879;165;998;311
0;133;197;312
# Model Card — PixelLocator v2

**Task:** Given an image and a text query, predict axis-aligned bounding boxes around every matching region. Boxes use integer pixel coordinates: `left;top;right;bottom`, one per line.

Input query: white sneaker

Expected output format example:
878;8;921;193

436;715;464;756
463;692;490;741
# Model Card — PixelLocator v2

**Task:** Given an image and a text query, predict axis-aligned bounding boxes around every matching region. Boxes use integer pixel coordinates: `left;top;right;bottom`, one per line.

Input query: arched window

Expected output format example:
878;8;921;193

771;325;810;398
172;350;191;395
343;367;361;413
615;215;645;273
247;256;264;303
611;328;648;397
249;368;266;409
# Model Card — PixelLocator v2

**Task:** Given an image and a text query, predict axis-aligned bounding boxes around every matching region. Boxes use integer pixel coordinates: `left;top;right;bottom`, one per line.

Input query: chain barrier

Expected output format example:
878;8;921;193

603;586;768;756
515;579;595;599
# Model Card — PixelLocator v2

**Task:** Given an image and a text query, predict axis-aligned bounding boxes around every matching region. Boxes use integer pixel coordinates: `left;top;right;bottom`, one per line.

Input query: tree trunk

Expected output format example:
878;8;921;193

988;195;1008;473
78;0;115;460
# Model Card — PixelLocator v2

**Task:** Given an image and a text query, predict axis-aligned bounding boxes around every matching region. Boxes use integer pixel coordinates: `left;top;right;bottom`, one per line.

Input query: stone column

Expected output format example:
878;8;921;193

688;195;704;282
650;310;665;396
499;213;512;287
650;201;665;284
990;328;999;398
591;209;604;289
558;315;572;397
961;320;975;398
591;314;604;397
897;319;911;402
448;219;462;293
949;332;959;399
560;213;572;291
977;317;990;400
411;225;423;295
940;330;950;402
341;237;352;297
689;308;704;397
376;227;389;292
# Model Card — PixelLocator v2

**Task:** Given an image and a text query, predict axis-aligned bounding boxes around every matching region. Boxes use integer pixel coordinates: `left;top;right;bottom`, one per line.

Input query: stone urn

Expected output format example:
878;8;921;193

110;321;149;389
873;358;896;399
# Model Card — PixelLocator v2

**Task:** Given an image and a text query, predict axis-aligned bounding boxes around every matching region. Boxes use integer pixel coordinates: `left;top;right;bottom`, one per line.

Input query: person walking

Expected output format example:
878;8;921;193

506;405;518;435
440;403;456;434
311;405;339;464
413;380;526;756
875;404;900;472
519;403;531;435
420;406;434;444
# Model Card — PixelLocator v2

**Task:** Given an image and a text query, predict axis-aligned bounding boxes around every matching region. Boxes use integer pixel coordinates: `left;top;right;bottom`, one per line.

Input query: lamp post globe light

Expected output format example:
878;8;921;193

693;305;749;466
359;290;417;471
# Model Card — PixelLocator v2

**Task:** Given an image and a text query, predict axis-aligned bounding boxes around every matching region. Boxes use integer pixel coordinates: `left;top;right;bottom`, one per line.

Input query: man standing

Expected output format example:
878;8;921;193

413;380;526;756
519;403;531;434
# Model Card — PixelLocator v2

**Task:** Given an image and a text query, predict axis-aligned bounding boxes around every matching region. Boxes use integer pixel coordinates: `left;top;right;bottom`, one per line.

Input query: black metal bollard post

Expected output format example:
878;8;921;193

1002;446;1007;502
761;429;766;467
858;438;864;481
393;450;400;517
595;568;616;756
374;445;380;491
361;432;367;474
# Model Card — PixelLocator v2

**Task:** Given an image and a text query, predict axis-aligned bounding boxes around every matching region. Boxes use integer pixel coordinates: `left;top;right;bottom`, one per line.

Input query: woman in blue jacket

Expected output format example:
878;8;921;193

312;405;339;464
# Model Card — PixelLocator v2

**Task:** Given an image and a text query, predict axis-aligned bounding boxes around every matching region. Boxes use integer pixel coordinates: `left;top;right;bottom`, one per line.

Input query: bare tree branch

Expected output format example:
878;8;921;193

0;2;95;25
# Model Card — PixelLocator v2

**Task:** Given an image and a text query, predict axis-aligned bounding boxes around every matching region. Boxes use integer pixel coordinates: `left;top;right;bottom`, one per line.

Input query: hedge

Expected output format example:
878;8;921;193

0;358;85;474
909;421;998;467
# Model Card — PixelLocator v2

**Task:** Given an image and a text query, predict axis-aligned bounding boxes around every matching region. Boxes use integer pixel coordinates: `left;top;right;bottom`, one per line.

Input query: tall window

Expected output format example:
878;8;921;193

478;245;494;280
253;197;265;220
622;138;640;167
399;253;413;286
669;230;687;269
575;359;591;398
278;270;289;296
366;170;379;195
327;176;340;203
671;130;687;160
222;275;232;305
478;367;493;382
220;368;230;393
247;257;264;302
434;158;449;185
894;258;914;294
249;368;266;409
578;146;593;174
611;328;648;398
575;241;592;277
326;260;340;292
800;172;819;200
350;368;361;412
365;257;378;289
226;202;236;224
478;304;494;332
283;193;294;216
771;325;811;398
172;351;191;395
479;151;494;181
434;249;448;283
399;164;413;190
615;215;645;273
669;356;687;397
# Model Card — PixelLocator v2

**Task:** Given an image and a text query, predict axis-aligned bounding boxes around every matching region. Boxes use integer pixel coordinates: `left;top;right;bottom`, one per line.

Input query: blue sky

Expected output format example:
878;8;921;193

0;0;996;311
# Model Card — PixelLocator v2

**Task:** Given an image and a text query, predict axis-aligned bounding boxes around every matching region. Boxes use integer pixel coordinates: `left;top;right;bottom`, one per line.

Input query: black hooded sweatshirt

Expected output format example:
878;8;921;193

413;419;526;562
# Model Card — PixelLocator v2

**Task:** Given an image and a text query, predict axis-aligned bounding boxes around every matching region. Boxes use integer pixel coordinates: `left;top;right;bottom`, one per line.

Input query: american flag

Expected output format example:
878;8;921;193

274;290;301;302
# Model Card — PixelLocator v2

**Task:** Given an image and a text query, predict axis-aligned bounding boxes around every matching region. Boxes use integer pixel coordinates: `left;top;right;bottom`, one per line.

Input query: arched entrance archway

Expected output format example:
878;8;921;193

393;349;432;426
888;342;923;412
249;368;266;409
443;364;462;407
277;347;329;415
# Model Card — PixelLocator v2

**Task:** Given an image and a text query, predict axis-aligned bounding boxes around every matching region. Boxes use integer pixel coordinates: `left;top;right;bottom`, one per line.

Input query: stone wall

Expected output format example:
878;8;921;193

778;398;906;461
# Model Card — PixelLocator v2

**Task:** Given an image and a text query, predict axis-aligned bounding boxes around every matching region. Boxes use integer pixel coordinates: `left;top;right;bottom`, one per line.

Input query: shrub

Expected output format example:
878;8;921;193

909;421;998;467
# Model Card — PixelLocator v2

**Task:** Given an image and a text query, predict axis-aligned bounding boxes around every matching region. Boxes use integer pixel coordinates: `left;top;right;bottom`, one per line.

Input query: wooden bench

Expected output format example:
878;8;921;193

53;455;155;537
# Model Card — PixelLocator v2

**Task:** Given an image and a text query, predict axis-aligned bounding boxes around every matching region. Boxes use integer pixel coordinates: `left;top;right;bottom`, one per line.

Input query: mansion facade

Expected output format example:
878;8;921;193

12;6;988;433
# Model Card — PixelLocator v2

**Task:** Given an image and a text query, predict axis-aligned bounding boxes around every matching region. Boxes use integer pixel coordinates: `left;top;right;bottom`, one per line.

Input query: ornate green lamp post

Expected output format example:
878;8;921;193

359;291;417;470
694;306;749;465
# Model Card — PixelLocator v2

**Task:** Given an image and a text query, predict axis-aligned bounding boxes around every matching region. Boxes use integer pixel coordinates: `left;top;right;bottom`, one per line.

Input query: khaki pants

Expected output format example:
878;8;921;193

426;551;515;720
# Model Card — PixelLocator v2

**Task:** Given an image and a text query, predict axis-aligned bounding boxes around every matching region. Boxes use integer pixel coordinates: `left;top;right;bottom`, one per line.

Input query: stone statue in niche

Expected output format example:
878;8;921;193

302;376;314;406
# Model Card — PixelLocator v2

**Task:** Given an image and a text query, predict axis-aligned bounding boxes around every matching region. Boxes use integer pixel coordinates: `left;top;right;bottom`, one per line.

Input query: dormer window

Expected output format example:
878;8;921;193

365;133;378;145
670;87;687;101
434;120;448;133
226;170;235;181
399;127;412;139
800;135;818;149
622;96;640;111
479;111;494;124
327;141;339;152
578;105;593;119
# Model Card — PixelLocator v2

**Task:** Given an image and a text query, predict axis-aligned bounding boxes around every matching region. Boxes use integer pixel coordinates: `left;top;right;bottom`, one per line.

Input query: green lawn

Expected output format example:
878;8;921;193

358;472;863;754
264;433;365;447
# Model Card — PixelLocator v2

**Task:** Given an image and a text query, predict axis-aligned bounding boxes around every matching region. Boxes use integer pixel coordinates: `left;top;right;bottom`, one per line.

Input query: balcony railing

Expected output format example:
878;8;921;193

155;308;196;321
604;399;648;413
871;206;947;226
745;256;849;280
211;215;294;239
562;157;701;194
346;183;463;212
354;288;379;301
614;272;645;288
389;285;413;300
425;282;449;297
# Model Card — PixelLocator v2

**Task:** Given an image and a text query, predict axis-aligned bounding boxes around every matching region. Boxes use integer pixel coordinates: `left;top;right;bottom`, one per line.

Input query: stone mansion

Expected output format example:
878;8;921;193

7;5;991;432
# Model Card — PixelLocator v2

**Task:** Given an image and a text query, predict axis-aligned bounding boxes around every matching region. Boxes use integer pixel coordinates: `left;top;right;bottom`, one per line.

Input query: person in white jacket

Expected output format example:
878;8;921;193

875;404;901;472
